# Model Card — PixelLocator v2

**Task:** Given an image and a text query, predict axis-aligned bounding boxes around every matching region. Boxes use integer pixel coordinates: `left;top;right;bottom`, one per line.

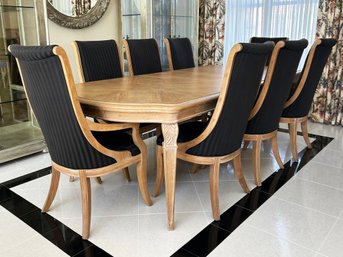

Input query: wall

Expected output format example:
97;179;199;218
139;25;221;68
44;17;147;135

47;0;121;83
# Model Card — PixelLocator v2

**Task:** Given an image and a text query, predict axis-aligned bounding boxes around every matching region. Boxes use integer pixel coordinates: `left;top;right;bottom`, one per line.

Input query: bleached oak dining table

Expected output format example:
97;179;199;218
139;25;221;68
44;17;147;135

76;65;225;230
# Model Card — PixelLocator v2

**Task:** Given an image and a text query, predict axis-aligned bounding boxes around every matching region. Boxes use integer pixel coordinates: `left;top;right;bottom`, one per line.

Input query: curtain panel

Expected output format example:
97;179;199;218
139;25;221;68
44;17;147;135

198;0;226;66
311;0;343;125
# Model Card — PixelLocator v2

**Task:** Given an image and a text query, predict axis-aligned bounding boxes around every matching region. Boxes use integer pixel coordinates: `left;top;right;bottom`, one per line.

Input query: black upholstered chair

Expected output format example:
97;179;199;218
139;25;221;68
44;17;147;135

72;39;123;82
123;38;162;76
153;42;274;220
243;39;308;186
164;37;195;70
8;44;152;240
280;38;337;161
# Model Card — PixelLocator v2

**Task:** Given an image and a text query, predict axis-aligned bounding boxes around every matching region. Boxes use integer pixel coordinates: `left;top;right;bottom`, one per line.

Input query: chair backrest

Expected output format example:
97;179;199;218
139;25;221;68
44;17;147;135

245;39;308;134
8;45;115;169
72;39;123;82
185;42;274;156
164;37;195;70
250;37;289;65
282;38;337;118
123;38;162;76
250;36;289;44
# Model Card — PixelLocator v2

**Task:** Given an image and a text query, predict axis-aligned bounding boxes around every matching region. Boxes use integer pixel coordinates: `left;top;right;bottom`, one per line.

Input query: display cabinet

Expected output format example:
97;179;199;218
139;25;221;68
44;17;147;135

120;0;198;70
0;0;47;163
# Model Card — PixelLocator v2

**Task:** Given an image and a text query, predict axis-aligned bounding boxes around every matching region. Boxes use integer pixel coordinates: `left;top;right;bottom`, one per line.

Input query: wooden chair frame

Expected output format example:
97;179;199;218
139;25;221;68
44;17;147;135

279;40;322;161
164;37;174;70
153;44;250;221
13;45;152;240
243;41;285;186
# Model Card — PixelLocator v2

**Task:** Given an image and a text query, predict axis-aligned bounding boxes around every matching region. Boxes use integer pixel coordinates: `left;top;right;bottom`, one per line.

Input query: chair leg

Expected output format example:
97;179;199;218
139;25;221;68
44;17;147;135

70;176;103;184
153;145;164;197
190;163;201;173
289;121;298;162
69;176;75;182
252;140;262;186
79;171;91;240
233;154;250;193
123;168;131;182
209;160;220;221
242;140;249;150
42;166;60;212
301;119;312;149
136;153;152;206
271;134;284;169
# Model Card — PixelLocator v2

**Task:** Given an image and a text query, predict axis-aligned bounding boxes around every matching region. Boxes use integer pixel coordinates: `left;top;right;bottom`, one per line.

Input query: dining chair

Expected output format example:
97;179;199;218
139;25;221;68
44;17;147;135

122;38;162;76
164;37;195;70
72;39;131;183
243;39;308;186
153;41;274;220
8;44;152;240
280;38;337;161
72;39;123;82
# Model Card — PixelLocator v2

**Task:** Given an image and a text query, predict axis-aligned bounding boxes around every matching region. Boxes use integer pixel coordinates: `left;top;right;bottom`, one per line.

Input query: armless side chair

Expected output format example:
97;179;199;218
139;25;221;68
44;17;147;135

164;37;195;70
280;38;337;161
244;39;308;186
153;42;274;220
8;44;152;240
123;38;162;76
72;40;130;183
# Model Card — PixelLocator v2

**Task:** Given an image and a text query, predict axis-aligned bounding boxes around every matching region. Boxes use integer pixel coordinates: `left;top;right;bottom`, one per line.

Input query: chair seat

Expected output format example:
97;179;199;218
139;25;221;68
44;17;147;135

92;131;140;156
156;121;207;146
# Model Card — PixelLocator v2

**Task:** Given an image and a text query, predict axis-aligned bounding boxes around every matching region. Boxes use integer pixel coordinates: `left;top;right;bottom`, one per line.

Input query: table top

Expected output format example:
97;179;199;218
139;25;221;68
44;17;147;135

76;65;225;124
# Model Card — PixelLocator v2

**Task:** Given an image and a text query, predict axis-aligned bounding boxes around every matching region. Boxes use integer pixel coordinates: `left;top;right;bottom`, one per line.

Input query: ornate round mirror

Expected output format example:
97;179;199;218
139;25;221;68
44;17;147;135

47;0;110;29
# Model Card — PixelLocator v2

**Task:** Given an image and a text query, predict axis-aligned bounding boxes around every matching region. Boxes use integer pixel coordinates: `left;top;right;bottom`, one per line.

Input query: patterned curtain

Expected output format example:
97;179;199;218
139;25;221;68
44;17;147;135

198;0;226;66
72;0;92;16
310;0;343;125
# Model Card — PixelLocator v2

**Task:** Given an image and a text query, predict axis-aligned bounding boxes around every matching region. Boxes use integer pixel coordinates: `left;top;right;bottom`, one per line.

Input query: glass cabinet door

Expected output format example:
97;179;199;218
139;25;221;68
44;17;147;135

0;0;47;163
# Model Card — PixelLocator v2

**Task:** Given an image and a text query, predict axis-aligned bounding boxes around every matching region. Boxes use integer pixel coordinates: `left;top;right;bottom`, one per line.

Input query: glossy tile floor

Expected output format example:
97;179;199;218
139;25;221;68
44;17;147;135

0;121;342;257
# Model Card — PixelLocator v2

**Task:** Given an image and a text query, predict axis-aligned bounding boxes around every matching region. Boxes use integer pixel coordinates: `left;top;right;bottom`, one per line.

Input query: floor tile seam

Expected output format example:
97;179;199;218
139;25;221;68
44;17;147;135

315;215;341;255
244;223;320;254
269;195;339;219
294;176;343;192
305;158;343;171
190;176;208;217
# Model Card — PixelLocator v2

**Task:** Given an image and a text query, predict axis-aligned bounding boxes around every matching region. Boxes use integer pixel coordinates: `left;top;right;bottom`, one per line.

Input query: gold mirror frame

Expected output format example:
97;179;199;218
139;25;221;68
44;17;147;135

46;0;110;29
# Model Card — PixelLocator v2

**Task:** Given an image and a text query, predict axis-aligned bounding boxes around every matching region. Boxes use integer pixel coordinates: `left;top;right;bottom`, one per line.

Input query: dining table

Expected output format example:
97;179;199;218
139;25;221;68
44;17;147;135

76;65;225;230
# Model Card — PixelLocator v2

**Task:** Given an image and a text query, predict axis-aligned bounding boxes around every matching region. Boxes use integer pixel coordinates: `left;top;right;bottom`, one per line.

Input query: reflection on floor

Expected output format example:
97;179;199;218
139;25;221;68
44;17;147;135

0;121;343;257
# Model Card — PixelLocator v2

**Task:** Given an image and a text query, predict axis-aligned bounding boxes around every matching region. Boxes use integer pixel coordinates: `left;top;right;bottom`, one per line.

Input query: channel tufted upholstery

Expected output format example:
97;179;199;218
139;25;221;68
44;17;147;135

73;40;123;82
154;42;274;220
164;37;195;70
123;38;162;76
8;44;152;240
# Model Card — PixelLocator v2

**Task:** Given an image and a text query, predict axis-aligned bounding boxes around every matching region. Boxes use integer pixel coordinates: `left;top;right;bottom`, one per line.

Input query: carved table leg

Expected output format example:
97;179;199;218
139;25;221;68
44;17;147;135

162;123;178;230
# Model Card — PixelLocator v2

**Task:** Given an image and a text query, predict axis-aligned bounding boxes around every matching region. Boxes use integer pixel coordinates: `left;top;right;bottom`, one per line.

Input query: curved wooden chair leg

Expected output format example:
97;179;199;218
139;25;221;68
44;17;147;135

79;171;91;240
233;154;250;193
123;168;131;182
42;166;60;212
252;139;262;186
153;145;164;197
242;140;249;150
209;160;220;221
271;135;284;169
191;163;201;173
289;122;298;162
301;119;312;149
136;153;152;206
93;177;102;184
